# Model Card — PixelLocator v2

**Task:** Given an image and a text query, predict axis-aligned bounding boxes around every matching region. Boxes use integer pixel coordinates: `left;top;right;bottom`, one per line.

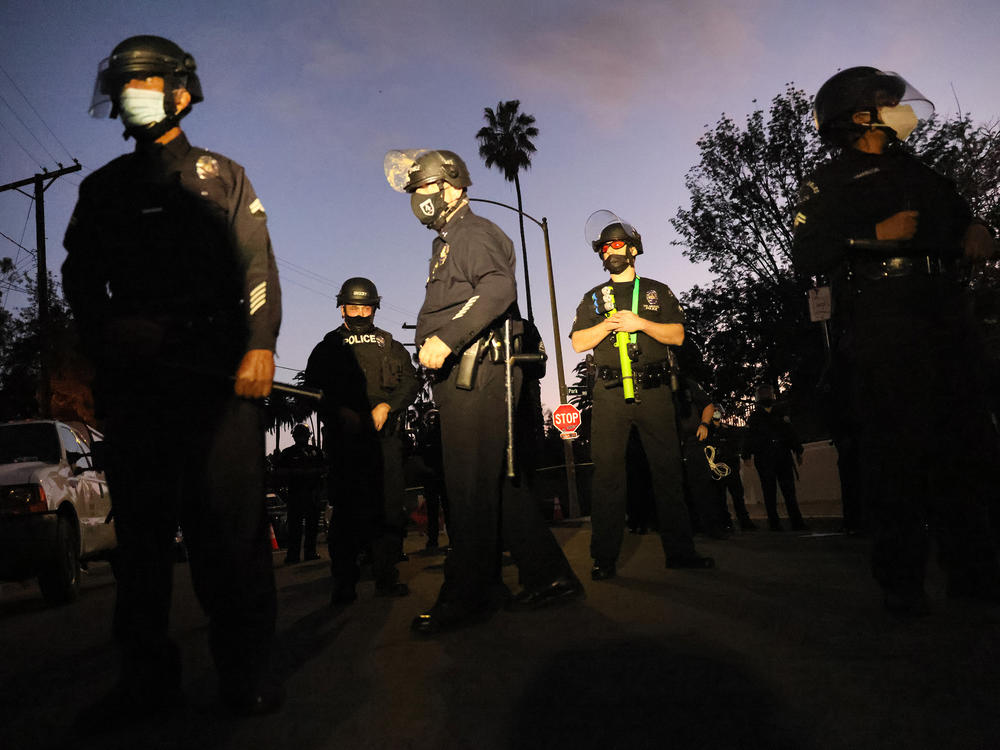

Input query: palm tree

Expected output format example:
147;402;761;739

476;100;539;321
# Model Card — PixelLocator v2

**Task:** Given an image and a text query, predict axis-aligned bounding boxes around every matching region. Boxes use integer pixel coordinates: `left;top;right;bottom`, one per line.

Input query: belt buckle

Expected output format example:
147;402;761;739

881;257;912;277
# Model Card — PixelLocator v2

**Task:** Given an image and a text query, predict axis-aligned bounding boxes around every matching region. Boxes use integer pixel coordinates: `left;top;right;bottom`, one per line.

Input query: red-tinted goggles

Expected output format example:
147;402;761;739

601;240;627;252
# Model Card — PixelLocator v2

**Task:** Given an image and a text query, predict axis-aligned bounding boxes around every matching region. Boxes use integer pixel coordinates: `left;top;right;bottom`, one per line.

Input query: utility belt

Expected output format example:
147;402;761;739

596;360;671;390
849;255;956;282
454;319;527;390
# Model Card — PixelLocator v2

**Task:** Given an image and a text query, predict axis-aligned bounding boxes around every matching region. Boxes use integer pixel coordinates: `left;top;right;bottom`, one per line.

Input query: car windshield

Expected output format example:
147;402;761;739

0;423;61;464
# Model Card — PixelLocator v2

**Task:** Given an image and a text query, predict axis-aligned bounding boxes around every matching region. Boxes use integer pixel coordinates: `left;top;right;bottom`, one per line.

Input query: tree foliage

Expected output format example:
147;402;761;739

0;265;92;422
672;86;829;289
476;99;540;320
672;86;1000;432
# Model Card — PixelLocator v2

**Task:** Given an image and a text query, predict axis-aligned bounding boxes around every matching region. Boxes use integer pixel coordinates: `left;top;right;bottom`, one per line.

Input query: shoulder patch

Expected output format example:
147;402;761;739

796;180;819;204
248;198;266;217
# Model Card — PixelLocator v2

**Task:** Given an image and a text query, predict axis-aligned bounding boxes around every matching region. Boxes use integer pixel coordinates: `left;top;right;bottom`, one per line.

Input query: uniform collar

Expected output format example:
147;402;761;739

438;202;472;240
134;131;192;164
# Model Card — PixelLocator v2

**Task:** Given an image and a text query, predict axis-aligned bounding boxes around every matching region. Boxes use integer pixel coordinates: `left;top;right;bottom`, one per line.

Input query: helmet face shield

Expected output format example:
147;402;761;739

89;36;202;119
384;149;427;193
813;67;934;144
383;149;471;193
585;209;643;254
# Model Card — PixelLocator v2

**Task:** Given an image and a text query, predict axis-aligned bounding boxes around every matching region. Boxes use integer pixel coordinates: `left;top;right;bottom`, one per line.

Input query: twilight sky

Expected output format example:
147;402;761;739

2;0;999;427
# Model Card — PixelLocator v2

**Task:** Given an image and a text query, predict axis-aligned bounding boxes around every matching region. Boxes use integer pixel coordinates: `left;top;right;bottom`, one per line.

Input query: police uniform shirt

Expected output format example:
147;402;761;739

415;204;517;354
792;147;970;279
304;325;419;419
676;378;713;445
275;443;325;496
62;132;281;362
570;277;684;369
743;407;802;465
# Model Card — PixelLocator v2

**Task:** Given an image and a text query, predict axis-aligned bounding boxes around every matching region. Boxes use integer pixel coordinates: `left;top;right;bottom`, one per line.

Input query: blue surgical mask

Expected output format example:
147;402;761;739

118;88;167;128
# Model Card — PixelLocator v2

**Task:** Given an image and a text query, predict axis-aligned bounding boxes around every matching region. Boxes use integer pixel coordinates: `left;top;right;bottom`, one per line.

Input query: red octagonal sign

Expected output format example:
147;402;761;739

552;403;582;440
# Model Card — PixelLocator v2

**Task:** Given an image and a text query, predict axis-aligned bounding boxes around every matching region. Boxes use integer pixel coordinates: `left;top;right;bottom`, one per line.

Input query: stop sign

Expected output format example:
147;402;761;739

552;403;582;439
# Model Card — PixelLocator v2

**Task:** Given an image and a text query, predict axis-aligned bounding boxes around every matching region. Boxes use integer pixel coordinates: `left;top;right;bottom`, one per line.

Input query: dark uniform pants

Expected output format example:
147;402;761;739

326;422;406;590
285;489;320;561
590;384;696;563
850;307;1000;596
754;455;804;527
721;466;750;522
433;360;573;608
682;441;729;533
104;392;276;694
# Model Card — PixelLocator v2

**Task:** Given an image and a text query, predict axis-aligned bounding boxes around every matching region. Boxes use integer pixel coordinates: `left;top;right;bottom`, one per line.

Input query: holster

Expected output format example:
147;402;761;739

455;336;487;390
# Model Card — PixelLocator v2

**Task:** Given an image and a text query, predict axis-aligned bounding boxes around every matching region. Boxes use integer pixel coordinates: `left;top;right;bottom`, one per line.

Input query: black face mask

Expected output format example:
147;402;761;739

345;314;375;332
411;191;449;229
758;397;775;408
603;253;632;275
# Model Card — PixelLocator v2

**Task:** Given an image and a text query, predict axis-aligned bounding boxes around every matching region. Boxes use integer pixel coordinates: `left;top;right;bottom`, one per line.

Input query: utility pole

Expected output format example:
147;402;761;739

0;161;82;417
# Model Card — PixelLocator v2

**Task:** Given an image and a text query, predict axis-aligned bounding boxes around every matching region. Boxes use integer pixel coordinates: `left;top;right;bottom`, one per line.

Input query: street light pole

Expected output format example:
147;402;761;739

469;198;579;516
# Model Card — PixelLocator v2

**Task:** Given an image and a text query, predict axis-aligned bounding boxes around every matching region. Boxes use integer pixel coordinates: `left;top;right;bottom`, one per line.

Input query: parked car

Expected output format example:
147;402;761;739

0;420;115;604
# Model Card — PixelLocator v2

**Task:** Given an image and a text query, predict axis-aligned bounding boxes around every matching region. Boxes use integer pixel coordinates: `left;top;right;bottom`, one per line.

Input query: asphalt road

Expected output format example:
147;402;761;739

2;517;999;750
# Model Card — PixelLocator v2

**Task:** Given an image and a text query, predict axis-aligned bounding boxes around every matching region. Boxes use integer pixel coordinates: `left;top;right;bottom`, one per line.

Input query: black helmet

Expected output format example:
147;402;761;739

755;384;776;402
813;67;933;146
291;423;311;440
384;149;472;193
90;35;203;120
584;209;644;254
336;277;381;308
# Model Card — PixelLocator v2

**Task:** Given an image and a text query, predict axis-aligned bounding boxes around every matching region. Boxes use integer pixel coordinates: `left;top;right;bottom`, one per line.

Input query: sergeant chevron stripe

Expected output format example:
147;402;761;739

249;282;267;316
451;295;479;320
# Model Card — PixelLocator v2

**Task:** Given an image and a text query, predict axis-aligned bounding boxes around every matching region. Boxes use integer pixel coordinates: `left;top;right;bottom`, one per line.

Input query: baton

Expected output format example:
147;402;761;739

162;360;323;400
504;317;547;478
594;287;635;402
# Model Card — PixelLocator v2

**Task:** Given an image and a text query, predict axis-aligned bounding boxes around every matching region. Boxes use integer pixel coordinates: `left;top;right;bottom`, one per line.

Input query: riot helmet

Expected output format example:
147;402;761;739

336;277;381;309
585;210;644;255
90;35;203;140
383;149;472;193
813;67;933;146
755;384;776;406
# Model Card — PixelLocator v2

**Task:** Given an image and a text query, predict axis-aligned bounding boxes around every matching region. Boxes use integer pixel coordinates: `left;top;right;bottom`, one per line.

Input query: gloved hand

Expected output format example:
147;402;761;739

875;210;919;241
235;349;275;398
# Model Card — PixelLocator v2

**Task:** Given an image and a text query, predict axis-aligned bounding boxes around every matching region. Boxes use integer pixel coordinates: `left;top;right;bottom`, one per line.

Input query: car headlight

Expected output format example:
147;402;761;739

0;484;47;514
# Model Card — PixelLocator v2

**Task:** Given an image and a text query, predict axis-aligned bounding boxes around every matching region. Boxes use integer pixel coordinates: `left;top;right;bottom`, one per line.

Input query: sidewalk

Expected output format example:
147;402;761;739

6;517;1000;750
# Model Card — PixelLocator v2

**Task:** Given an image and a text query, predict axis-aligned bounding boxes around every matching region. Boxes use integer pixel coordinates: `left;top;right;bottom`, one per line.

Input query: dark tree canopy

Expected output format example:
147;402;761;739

476;100;538;183
671;85;1000;430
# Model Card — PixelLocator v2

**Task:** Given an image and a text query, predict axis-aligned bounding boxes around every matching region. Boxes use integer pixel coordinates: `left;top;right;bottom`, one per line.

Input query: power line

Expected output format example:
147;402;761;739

0;228;33;255
0;110;44;168
279;275;408;329
276;255;419;319
0;90;60;164
0;62;76;162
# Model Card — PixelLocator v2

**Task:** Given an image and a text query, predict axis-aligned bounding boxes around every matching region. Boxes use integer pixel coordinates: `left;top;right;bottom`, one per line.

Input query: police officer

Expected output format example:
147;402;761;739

708;408;756;531
742;385;807;532
675;376;730;538
273;423;326;564
304;277;418;602
384;149;583;634
570;211;712;580
62;36;282;717
792;66;1000;614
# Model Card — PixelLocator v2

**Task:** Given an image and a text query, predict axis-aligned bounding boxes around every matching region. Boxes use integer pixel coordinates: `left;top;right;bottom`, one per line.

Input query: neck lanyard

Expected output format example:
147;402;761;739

613;277;641;345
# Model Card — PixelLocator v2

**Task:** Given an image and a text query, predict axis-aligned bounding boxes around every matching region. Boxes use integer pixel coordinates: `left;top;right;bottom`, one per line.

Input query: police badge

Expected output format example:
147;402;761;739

646;290;658;306
195;154;220;180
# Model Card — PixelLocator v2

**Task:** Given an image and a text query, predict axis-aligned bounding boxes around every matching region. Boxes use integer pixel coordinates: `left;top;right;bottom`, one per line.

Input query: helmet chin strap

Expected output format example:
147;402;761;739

433;194;468;232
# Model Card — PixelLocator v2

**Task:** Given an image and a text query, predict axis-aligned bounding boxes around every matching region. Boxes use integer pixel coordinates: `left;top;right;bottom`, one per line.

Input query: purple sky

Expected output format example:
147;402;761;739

3;0;999;445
